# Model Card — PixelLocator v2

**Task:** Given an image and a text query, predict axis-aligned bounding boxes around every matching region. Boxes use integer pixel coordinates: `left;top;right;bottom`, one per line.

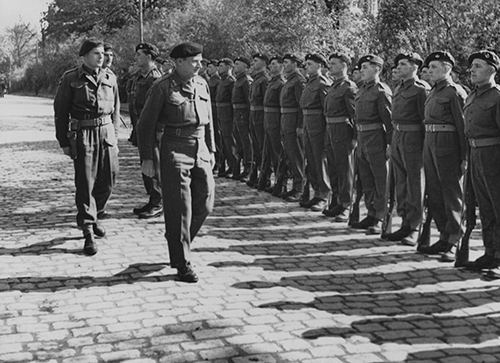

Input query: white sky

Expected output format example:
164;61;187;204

0;0;51;33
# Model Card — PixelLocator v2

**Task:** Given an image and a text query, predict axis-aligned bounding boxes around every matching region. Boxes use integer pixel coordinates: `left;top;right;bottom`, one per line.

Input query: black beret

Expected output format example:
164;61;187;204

207;59;219;66
328;52;351;65
218;58;234;67
234;56;251;67
170;42;203;59
394;52;423;68
305;53;327;67
357;54;384;68
282;53;302;66
424;51;455;67
269;56;283;63
104;43;113;52
352;64;360;72
79;39;104;56
468;50;500;70
136;42;159;59
252;53;269;63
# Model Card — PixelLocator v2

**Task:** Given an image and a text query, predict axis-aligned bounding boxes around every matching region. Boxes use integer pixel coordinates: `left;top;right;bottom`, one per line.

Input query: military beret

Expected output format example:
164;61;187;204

136;42;159;59
394;52;423;68
104;43;113;52
79;39;104;56
352;64;360;72
234;56;251;67
219;58;234;67
424;51;455;67
328;52;351;65
207;59;219;66
468;50;500;70
357;54;384;68
269;56;283;63
252;53;269;63
169;42;203;59
282;53;302;66
305;53;327;67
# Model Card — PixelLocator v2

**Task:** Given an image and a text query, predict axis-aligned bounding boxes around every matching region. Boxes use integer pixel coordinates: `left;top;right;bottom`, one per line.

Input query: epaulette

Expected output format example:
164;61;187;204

449;82;468;98
62;66;79;78
415;78;431;90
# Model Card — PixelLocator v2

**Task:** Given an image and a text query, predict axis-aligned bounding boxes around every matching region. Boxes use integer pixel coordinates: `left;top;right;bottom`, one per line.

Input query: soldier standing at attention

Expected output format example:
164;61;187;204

418;51;467;262
130;43;163;219
54;39;120;255
351;54;392;234
206;59;223;174
248;53;269;187
232;57;253;182
351;65;363;87
463;50;500;270
103;43;114;71
280;54;306;202
322;52;357;222
299;53;332;212
215;59;237;178
385;52;430;245
137;42;215;283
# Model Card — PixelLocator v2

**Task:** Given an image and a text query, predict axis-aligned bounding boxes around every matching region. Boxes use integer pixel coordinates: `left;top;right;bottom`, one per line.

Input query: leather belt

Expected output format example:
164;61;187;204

163;125;205;139
394;123;423;132
264;107;280;113
326;116;350;124
250;105;264;111
233;103;249;109
280;107;299;113
71;115;112;128
302;109;323;116
469;137;500;148
425;124;456;132
216;102;231;107
356;123;383;132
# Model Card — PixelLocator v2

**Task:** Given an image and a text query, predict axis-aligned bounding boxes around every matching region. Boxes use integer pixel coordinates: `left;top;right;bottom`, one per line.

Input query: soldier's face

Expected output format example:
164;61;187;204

269;60;282;75
103;50;114;68
396;59;415;79
218;63;228;74
469;59;495;85
253;58;266;70
135;50;149;67
305;60;320;75
283;59;295;73
360;62;378;81
328;58;345;75
176;54;203;77
207;64;217;75
428;61;449;82
420;67;430;82
83;46;104;68
234;61;248;74
352;70;361;81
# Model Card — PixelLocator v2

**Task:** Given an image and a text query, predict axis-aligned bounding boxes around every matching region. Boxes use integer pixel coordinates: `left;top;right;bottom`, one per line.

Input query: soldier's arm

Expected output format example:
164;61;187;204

112;77;121;139
260;78;268;102
295;80;305;128
345;83;357;120
243;79;250;103
378;88;393;145
205;83;216;154
450;90;467;161
137;82;164;160
53;75;72;148
416;86;429;123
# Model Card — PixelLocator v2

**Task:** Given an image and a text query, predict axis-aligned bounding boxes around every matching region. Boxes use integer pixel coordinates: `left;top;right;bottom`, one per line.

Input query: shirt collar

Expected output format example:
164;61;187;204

332;75;347;87
433;77;452;91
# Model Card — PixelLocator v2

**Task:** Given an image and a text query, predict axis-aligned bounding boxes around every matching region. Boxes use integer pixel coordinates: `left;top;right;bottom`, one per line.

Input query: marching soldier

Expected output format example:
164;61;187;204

462;50;500;270
299;53;332;212
137;42;215;283
206;59;223;174
248;53;270;187
130;43;163;219
215;58;237;178
322;52;357;222
351;54;392;234
418;51;467;262
232;57;253;181
54;39;120;255
385;52;430;245
280;54;306;202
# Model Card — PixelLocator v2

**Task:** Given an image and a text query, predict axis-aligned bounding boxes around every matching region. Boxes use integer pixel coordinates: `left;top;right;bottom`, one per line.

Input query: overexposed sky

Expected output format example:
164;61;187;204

0;0;51;33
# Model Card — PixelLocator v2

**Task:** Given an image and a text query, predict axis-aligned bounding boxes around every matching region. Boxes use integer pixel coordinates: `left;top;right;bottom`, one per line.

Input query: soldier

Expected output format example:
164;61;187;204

384;52;430;245
137;42;215;283
130;43;163;219
351;54;392;234
351;65;363;87
463;50;500;270
103;43;114;71
280;54;306;202
299;53;332;211
248;53;270;187
452;68;472;95
232;56;253;181
418;51;467;262
206;59;223;174
54;39;120;255
322;52;357;222
420;65;432;86
390;65;401;91
259;56;285;192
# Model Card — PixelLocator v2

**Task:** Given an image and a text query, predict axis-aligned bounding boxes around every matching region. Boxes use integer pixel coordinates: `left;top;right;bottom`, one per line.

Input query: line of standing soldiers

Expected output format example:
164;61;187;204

201;49;500;272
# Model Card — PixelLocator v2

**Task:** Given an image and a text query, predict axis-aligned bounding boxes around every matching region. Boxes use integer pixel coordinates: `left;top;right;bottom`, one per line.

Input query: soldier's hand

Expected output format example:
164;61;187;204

460;160;467;175
62;147;71;157
209;153;216;169
386;145;391;159
141;159;155;177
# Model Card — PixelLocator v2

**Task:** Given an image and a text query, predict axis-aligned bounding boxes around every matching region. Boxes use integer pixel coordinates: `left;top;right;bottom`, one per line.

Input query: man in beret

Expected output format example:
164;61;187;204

351;54;392;234
137;42;215;282
129;42;164;219
215;58;238;178
280;54;307;202
351;65;363;87
54;39;120;255
322;52;358;222
206;59;223;174
232;56;253;181
103;44;115;71
419;65;432;86
299;53;332;211
384;52;430;245
418;51;467;261
462;50;500;271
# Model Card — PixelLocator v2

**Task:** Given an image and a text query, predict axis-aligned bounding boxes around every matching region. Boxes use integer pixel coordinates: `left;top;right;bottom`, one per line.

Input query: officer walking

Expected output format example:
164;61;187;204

351;54;392;234
385;52;430;245
418;51;467;261
137;42;215;283
322;52;358;222
130;43;163;219
54;39;120;255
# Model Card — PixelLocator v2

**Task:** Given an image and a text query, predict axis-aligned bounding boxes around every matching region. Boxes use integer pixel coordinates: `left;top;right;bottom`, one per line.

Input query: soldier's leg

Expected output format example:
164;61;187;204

94;140;119;216
303;127;319;196
212;105;224;172
218;107;237;176
281;114;304;193
391;132;407;223
401;132;424;231
324;126;337;210
234;108;253;175
190;155;215;240
333;138;354;209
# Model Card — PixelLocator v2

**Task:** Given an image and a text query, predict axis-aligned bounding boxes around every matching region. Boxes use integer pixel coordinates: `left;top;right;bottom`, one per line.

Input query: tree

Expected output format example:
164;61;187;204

5;22;38;68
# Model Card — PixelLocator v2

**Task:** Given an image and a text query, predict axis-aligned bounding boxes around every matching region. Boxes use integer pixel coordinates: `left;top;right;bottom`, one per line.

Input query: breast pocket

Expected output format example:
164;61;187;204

166;91;188;122
357;94;378;118
70;81;89;103
434;97;451;117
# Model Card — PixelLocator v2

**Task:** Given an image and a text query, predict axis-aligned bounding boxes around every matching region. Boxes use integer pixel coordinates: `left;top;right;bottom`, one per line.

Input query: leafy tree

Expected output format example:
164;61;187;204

5;22;38;68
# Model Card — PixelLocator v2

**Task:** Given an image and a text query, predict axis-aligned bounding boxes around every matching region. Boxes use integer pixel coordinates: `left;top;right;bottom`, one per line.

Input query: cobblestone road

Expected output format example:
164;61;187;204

1;95;500;363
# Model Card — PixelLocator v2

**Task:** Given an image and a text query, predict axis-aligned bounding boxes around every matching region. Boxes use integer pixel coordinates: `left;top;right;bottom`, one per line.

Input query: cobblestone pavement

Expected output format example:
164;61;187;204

1;95;500;363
